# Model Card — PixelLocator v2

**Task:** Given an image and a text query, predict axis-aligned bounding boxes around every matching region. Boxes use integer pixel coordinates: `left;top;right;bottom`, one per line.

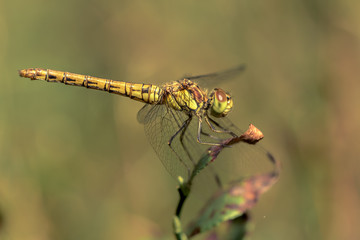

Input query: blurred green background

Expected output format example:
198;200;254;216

1;0;360;239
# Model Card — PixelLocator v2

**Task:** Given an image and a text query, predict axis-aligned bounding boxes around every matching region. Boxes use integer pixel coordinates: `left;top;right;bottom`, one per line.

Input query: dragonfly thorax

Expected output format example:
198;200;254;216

163;79;208;114
208;88;233;118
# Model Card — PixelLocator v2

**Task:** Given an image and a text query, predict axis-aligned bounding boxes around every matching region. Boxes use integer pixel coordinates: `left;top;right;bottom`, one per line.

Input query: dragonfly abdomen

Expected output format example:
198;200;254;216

18;68;162;104
124;82;163;103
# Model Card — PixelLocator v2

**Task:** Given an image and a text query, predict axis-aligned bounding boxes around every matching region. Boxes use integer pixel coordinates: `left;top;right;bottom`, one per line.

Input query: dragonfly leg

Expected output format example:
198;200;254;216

167;112;193;178
196;119;221;146
205;116;237;137
200;129;222;141
175;116;225;185
178;117;198;165
168;115;192;146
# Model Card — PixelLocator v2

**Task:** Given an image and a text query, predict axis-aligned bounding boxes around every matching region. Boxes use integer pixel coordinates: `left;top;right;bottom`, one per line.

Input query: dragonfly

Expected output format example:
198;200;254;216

19;66;250;180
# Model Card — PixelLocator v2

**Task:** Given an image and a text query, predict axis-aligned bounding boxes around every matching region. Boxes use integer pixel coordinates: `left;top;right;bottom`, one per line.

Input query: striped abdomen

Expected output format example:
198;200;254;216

18;68;163;104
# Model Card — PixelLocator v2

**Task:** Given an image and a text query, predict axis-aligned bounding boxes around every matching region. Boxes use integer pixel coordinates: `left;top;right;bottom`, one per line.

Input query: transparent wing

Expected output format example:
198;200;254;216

182;64;246;86
204;116;275;178
137;103;209;181
210;117;275;183
138;102;274;185
137;104;152;124
185;116;276;219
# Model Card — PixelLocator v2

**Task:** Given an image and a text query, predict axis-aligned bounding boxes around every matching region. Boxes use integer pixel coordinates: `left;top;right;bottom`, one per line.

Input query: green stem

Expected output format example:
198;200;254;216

176;187;188;217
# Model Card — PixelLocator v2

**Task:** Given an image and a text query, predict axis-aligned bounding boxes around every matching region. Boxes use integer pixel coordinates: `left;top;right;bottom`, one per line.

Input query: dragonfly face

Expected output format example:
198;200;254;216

208;88;233;118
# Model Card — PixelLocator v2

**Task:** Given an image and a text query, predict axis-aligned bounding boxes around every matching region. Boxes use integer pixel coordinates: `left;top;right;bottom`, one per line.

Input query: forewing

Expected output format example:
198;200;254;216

182;64;246;86
200;116;275;187
184;116;276;222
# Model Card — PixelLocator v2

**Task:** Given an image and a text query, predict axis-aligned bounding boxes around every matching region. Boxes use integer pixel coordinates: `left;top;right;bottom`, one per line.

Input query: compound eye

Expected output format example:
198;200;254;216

211;89;229;117
215;89;227;103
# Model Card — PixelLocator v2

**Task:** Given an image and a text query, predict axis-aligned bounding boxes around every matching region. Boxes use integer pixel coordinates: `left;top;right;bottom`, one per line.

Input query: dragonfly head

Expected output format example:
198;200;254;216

209;88;233;117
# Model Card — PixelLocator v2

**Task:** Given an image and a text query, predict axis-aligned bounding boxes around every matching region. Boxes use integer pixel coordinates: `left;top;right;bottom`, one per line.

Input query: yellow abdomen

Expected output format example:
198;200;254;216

19;68;163;104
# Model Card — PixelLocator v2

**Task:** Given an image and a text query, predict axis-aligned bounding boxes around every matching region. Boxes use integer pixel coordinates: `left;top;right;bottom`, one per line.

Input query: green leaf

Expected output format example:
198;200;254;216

186;170;279;237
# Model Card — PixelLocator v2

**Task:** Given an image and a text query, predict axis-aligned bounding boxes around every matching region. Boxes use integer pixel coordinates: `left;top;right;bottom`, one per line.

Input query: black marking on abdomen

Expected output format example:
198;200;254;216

142;84;149;93
48;73;57;80
124;82;128;96
86;79;96;85
44;69;49;81
129;83;134;99
83;75;89;88
141;83;144;100
153;87;157;103
62;72;67;83
104;80;110;92
63;74;76;85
